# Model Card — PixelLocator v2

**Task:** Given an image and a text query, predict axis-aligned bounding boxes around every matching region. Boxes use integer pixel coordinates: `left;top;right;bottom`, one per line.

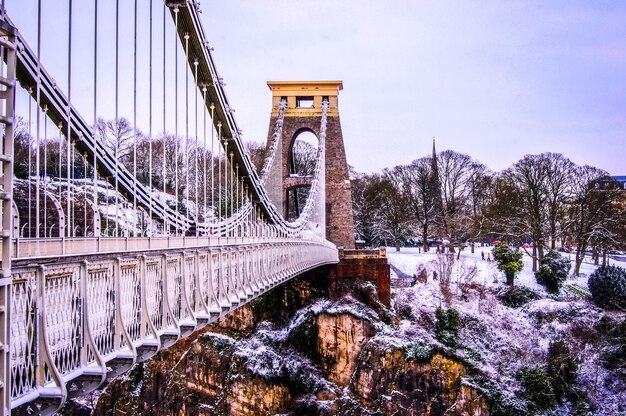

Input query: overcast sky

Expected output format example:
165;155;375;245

199;1;626;175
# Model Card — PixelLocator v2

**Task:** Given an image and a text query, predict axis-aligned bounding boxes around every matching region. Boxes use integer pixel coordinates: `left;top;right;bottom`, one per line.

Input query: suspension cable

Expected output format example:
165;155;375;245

27;86;32;238
217;121;221;228
174;6;179;234
133;0;138;237
93;0;98;237
202;87;207;226
194;59;198;236
162;1;167;233
184;32;189;228
35;0;43;238
114;0;119;237
83;152;87;236
43;105;47;236
67;0;73;239
148;0;153;235
210;103;215;228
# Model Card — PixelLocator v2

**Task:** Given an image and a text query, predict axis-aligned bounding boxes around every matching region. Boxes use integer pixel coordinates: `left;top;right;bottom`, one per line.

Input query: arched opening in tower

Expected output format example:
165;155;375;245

286;130;318;221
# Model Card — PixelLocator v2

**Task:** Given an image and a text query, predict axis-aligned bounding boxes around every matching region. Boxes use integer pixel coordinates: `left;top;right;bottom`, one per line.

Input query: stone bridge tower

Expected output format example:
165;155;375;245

265;80;355;249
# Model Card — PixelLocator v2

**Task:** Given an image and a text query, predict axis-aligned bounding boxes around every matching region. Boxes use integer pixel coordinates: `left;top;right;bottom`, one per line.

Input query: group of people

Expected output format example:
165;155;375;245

481;251;492;262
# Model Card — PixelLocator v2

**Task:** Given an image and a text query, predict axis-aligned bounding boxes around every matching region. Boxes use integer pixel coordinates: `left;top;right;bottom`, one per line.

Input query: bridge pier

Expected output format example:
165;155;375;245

328;248;391;306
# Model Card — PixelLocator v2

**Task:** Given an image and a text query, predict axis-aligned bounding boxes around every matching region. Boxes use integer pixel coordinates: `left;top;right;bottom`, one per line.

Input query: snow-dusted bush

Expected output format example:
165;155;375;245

518;367;556;412
404;341;434;362
535;250;571;294
587;265;626;310
547;340;578;404
435;307;461;349
497;286;540;308
470;378;528;416
492;244;523;286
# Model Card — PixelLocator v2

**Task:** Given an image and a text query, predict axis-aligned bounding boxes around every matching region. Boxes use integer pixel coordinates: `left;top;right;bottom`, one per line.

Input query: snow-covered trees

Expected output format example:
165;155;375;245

384;158;437;251
435;150;475;254
350;148;625;260
351;173;412;250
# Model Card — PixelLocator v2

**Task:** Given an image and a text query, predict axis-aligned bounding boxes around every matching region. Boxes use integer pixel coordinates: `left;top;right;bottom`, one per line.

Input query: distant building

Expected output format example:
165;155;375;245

594;175;626;191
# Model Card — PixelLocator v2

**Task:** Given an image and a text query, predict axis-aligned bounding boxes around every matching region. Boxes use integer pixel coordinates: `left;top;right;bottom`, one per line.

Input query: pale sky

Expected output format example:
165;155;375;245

7;1;626;176
199;1;626;175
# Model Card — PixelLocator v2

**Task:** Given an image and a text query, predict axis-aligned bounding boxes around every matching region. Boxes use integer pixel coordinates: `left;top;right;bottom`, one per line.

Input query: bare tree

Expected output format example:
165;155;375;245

245;140;266;175
495;153;574;271
544;153;575;249
568;169;622;274
386;157;437;251
436;150;474;255
290;139;317;176
351;172;379;245
466;161;493;253
95;117;135;164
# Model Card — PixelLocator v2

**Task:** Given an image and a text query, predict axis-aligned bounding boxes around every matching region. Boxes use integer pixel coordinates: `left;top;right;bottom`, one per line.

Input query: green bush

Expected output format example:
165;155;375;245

547;340;578;403
471;378;528;416
535;250;571;294
492;244;524;286
587;265;626;310
435;307;461;349
497;286;540;308
518;367;556;412
404;341;434;362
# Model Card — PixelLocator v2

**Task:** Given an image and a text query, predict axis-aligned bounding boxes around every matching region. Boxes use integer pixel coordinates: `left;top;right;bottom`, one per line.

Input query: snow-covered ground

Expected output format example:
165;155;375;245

386;246;626;415
387;246;626;295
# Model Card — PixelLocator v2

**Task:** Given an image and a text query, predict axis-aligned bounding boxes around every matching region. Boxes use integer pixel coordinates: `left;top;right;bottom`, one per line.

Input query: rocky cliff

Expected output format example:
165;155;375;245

83;269;489;416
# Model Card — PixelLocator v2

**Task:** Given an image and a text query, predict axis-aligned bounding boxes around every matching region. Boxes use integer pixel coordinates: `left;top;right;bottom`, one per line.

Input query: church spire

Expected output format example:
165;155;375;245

430;136;443;216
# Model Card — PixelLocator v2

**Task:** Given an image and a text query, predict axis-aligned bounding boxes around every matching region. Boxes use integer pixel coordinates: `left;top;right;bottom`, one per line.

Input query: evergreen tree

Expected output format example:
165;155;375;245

535;250;571;294
492;243;524;286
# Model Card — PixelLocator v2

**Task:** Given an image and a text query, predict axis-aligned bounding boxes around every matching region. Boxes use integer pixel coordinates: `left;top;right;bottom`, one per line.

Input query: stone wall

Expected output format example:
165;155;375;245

328;248;391;306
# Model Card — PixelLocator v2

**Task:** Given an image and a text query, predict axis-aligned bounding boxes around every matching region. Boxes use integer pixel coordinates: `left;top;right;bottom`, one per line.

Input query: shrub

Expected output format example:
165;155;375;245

492;244;524;286
587;265;626;310
404;341;434;362
535;250;571;294
471;377;528;416
547;340;578;403
435;307;461;349
518;367;556;411
497;286;540;308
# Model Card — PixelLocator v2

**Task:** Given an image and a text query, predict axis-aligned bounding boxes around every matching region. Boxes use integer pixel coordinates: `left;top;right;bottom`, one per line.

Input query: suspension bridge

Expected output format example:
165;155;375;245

0;1;358;414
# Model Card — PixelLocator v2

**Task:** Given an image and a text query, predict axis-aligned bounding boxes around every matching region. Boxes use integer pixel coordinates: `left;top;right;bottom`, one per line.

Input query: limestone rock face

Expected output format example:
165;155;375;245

227;381;291;416
89;276;490;416
316;313;372;386
352;345;489;416
216;304;255;333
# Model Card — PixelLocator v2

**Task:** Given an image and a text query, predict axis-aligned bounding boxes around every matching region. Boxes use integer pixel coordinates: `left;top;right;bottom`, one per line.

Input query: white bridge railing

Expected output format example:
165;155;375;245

0;0;342;414
10;238;338;415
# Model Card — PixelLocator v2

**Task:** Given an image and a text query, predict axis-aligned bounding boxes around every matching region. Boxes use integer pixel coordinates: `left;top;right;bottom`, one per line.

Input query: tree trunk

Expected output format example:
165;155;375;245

574;251;582;277
396;240;401;252
532;245;538;272
574;240;586;277
506;272;515;286
422;225;429;253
